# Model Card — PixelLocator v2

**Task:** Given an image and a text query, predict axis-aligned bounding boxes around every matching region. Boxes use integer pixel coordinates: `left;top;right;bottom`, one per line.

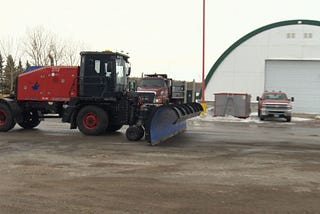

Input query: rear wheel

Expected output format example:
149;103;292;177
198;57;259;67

126;125;144;141
0;103;16;131
18;110;41;129
76;105;108;135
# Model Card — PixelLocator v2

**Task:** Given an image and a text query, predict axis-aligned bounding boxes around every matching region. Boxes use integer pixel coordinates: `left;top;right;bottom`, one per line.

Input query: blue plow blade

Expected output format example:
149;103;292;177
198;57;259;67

144;103;203;145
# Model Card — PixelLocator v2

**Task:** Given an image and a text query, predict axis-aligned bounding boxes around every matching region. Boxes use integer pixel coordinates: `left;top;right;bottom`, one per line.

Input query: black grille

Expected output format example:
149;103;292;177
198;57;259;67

264;103;289;110
138;92;155;103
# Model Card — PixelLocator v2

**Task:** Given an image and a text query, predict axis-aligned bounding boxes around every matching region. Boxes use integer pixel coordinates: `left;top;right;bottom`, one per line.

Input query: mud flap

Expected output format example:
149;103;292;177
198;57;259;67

144;103;203;145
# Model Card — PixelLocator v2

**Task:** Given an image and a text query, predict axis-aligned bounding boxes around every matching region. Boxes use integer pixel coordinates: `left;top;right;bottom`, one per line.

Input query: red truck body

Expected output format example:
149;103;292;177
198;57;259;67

17;66;78;102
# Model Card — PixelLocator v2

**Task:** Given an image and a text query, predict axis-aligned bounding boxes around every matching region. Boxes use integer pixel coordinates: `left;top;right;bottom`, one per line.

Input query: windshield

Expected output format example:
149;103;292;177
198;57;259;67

140;79;164;87
115;58;128;92
263;93;288;100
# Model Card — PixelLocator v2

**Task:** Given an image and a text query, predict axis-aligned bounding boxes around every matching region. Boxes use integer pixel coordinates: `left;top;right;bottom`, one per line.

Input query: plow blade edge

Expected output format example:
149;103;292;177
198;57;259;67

144;103;203;145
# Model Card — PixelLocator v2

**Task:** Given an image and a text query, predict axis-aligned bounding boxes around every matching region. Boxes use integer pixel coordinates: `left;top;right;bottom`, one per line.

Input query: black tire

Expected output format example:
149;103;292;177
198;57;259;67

76;105;108;135
126;125;144;141
18;110;41;129
0;103;16;132
286;116;292;122
259;116;265;121
106;124;123;133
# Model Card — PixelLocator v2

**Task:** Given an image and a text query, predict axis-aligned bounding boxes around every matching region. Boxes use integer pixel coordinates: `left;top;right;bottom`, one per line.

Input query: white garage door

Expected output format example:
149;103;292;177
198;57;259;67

265;60;320;113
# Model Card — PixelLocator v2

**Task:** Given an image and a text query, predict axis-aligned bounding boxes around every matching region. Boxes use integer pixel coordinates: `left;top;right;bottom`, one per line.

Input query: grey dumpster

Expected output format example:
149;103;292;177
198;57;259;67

214;93;251;118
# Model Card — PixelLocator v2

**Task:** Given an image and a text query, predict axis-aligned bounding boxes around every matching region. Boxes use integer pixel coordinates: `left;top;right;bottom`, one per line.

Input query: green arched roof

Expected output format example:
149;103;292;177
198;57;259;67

205;19;320;88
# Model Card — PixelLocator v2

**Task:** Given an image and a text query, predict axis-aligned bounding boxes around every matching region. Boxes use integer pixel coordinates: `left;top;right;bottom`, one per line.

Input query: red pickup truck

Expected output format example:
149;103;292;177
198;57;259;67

257;91;294;122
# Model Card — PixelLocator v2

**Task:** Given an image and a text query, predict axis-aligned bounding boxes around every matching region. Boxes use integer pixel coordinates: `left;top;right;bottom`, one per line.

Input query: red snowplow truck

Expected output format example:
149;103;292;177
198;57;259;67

0;51;202;145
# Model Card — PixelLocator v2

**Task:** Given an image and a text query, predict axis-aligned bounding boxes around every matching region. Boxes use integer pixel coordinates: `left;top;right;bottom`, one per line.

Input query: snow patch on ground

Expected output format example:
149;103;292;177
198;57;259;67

191;107;316;123
292;117;314;122
194;114;259;123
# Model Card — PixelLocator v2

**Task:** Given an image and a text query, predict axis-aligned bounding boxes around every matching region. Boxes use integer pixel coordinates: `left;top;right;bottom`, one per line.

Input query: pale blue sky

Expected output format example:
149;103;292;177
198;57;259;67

1;0;320;81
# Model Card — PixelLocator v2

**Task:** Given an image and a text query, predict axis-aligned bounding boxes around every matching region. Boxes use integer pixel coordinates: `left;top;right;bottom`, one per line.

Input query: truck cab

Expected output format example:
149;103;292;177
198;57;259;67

137;74;170;104
257;91;294;122
136;74;186;105
79;51;131;98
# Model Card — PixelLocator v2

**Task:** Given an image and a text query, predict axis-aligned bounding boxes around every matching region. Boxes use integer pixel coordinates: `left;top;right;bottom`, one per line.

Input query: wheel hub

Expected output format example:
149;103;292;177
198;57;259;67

83;113;98;129
0;110;6;126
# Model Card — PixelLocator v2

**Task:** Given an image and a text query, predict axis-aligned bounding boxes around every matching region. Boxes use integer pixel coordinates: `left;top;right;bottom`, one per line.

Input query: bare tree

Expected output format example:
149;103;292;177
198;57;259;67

62;40;87;66
0;26;87;94
24;26;86;66
24;26;53;66
48;37;66;66
0;37;21;62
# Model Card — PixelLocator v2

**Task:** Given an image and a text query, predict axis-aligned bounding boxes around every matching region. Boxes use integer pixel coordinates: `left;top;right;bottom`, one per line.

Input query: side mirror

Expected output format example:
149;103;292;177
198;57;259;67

256;96;260;101
291;97;294;102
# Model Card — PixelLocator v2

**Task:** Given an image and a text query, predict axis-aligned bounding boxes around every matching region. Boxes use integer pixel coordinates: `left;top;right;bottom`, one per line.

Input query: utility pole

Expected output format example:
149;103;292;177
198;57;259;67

201;0;207;113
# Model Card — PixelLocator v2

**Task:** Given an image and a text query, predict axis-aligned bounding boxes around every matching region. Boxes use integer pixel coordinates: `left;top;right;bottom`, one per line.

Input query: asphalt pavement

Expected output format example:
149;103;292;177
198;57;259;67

0;116;319;213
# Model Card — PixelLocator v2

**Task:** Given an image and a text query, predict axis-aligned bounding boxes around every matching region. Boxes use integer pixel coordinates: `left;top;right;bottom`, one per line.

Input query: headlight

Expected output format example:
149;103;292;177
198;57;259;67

155;98;162;103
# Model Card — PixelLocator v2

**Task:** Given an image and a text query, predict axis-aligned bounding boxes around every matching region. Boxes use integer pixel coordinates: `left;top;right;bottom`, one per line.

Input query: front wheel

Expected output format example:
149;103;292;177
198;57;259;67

126;125;144;141
76;105;108;135
0;103;16;131
18;110;41;129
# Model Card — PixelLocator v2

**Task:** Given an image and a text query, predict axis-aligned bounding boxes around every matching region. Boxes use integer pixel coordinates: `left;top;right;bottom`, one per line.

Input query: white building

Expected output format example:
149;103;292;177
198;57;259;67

205;19;320;113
